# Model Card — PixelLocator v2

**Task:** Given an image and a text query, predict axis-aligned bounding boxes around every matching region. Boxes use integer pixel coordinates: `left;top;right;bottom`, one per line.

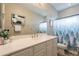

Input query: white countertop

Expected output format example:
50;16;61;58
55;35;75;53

0;34;57;56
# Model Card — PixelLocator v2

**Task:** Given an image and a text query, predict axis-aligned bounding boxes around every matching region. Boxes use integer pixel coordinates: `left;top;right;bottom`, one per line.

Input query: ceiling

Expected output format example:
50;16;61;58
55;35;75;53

51;3;79;12
19;3;48;16
19;3;79;17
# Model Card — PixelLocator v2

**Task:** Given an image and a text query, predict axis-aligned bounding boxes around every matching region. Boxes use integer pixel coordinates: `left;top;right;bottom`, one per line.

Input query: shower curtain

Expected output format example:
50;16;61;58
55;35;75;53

53;15;79;50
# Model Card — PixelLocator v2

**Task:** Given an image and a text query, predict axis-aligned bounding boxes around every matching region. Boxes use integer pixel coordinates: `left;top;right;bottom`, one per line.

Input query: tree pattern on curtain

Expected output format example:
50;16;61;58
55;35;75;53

53;15;79;50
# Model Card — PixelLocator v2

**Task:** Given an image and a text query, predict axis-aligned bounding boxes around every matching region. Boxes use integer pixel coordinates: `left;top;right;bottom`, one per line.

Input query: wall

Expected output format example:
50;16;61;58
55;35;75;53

58;5;79;18
5;3;44;36
4;3;58;36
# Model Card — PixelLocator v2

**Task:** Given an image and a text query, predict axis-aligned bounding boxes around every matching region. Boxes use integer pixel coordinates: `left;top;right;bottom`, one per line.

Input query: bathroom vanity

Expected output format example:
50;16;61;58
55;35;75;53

0;34;57;56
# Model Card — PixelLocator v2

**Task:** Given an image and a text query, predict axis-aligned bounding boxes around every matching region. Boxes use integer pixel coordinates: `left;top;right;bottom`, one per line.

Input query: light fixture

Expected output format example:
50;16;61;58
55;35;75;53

68;3;72;6
33;3;45;8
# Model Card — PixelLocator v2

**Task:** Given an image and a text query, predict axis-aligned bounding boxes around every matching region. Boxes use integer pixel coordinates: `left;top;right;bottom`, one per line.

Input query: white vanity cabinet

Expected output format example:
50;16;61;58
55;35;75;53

0;34;57;56
8;39;57;56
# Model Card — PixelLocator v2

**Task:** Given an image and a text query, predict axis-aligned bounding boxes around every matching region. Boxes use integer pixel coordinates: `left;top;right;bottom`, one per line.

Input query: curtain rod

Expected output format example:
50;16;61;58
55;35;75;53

56;14;79;20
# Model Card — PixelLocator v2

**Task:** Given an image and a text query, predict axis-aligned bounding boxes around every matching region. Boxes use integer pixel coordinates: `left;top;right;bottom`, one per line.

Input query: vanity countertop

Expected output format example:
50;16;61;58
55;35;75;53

0;34;57;56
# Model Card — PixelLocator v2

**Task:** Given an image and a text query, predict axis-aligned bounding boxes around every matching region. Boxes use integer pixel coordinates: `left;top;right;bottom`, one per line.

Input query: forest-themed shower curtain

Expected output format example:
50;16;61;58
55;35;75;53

53;15;79;50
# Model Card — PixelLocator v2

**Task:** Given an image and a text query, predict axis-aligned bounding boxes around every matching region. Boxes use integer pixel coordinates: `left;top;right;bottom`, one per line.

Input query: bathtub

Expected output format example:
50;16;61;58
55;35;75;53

57;43;67;49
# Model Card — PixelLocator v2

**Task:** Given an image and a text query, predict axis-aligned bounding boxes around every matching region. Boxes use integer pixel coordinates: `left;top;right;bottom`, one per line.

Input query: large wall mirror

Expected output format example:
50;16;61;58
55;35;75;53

39;22;47;33
0;3;5;30
0;3;2;28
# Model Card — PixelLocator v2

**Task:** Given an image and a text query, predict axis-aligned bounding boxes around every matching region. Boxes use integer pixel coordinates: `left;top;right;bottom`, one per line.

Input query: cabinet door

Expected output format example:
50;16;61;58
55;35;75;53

46;39;57;56
52;39;57;56
9;47;33;56
34;42;47;56
34;49;46;56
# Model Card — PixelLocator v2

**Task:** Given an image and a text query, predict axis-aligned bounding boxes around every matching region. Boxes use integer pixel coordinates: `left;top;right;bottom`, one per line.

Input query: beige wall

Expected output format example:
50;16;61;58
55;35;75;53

4;3;58;36
5;3;44;36
58;5;79;18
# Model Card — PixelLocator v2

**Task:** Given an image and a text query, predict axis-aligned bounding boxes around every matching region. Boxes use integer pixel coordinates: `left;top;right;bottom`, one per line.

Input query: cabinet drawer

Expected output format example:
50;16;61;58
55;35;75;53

10;47;33;56
47;39;57;48
34;42;46;53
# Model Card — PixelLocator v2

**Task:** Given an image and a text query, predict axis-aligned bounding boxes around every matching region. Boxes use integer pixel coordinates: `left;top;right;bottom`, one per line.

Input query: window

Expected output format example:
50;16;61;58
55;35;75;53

39;22;47;33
